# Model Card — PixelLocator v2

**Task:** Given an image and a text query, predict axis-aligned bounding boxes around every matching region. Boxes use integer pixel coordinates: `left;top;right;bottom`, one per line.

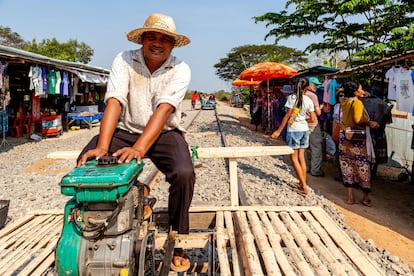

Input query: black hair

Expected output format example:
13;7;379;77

342;81;359;97
294;78;309;109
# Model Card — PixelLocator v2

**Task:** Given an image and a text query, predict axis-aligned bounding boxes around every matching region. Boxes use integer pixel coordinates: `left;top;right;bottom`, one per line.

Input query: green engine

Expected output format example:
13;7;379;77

55;157;149;275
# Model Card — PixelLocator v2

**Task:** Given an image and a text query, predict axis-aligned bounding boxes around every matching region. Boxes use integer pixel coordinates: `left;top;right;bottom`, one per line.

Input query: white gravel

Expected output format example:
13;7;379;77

0;100;412;275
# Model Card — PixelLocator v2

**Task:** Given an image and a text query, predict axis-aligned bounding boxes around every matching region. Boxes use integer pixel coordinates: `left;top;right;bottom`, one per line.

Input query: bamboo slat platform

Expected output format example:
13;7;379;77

0;211;62;276
209;206;386;276
0;206;386;275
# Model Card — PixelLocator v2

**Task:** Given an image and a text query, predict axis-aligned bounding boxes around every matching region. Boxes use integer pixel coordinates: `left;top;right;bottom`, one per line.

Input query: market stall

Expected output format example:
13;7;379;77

66;112;102;129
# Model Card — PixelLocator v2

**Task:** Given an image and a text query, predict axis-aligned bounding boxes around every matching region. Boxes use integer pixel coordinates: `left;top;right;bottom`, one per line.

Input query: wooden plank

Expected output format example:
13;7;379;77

154;233;211;250
216;211;231;275
186;205;323;213
47;145;294;160
246;211;280;276
47;150;80;159
197;146;293;158
257;210;296;276
267;211;315;275
237;177;249;206
302;211;359;276
311;209;386;276
229;158;238;206
224;211;242;276
159;231;176;275
234;211;263;275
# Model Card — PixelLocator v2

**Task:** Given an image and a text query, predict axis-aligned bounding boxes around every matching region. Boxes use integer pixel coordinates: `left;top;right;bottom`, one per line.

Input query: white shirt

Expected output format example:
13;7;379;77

385;66;401;100
394;68;414;113
285;94;315;132
105;48;191;134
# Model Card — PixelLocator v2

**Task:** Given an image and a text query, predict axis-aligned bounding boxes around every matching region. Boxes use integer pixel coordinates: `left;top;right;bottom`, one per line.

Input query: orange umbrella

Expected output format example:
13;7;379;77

232;78;261;86
239;62;298;81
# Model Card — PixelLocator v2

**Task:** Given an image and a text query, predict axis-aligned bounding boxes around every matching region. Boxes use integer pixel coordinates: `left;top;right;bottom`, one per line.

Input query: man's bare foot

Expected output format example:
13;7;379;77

171;248;190;272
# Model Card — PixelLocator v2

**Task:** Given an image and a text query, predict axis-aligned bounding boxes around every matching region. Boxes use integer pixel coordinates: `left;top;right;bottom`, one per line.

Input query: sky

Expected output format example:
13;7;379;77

0;0;310;93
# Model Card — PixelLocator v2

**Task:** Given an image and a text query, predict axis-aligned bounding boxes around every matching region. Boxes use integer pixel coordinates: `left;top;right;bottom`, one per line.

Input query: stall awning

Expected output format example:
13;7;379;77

330;50;414;78
0;44;109;84
292;66;338;79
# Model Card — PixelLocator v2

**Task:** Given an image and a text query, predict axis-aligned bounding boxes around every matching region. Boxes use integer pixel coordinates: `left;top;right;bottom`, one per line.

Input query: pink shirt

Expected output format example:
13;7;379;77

305;90;319;128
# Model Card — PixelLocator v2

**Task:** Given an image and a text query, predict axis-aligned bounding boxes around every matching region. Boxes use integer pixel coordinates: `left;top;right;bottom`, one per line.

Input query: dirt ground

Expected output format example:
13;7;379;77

234;106;414;267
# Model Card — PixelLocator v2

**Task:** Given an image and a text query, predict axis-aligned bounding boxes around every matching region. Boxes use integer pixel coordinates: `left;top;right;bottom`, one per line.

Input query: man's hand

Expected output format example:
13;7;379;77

113;146;145;163
77;148;108;167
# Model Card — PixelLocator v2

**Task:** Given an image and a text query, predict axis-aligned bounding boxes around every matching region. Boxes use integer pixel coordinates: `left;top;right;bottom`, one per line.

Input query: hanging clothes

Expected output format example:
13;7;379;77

327;78;341;105
48;69;57;94
61;72;69;96
28;66;44;96
42;67;48;92
361;96;392;164
0;61;8;89
394;68;414;113
55;70;61;95
385;65;401;100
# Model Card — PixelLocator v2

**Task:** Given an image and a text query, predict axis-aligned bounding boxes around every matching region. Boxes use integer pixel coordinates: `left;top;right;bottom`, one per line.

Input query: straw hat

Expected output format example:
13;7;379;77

126;13;190;48
280;85;294;94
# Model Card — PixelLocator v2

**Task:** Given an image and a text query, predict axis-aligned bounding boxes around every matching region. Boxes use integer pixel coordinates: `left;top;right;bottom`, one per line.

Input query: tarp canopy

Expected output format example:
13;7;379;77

292;66;338;79
0;44;109;84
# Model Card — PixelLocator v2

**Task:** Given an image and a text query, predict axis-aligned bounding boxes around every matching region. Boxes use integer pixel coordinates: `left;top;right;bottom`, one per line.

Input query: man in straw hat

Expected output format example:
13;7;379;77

77;13;193;272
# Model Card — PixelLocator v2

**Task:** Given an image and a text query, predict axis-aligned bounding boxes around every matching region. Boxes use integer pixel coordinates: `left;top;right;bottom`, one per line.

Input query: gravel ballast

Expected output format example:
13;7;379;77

0;100;412;275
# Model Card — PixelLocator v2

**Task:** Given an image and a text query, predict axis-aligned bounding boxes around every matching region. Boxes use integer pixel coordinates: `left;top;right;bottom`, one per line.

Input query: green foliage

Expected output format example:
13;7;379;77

0;25;94;64
0;26;27;48
254;0;414;68
214;90;231;102
214;44;307;82
23;38;93;63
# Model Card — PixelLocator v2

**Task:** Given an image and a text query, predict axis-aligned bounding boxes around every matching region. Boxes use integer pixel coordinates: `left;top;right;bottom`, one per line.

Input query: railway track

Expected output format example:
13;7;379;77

0;103;388;275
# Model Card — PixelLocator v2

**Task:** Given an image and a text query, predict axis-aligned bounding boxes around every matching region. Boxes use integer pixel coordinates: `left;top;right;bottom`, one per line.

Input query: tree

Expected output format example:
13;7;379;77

254;0;414;67
24;38;94;63
0;25;94;64
214;44;307;82
0;26;27;49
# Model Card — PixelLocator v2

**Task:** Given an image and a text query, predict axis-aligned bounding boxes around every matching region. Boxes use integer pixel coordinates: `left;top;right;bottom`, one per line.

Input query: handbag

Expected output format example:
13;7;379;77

343;101;367;142
344;127;366;141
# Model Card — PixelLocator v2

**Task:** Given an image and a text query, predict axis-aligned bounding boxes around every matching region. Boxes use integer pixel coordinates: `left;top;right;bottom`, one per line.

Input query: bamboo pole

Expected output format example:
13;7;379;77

290;211;346;275
279;211;330;276
246;211;280;276
267;211;315;275
216;211;231;275
234;211;264;275
224;211;242;276
302;211;359;276
257;210;296;276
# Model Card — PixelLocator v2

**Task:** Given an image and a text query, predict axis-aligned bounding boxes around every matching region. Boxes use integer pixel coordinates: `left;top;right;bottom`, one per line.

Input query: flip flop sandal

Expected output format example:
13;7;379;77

171;248;191;272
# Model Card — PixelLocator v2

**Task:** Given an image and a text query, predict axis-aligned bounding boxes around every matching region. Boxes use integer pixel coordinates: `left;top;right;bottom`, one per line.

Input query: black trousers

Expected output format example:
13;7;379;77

77;128;195;234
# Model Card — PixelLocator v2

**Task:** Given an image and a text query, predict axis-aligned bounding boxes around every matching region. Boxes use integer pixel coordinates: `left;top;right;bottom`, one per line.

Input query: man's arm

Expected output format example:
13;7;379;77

76;98;121;167
113;103;175;163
